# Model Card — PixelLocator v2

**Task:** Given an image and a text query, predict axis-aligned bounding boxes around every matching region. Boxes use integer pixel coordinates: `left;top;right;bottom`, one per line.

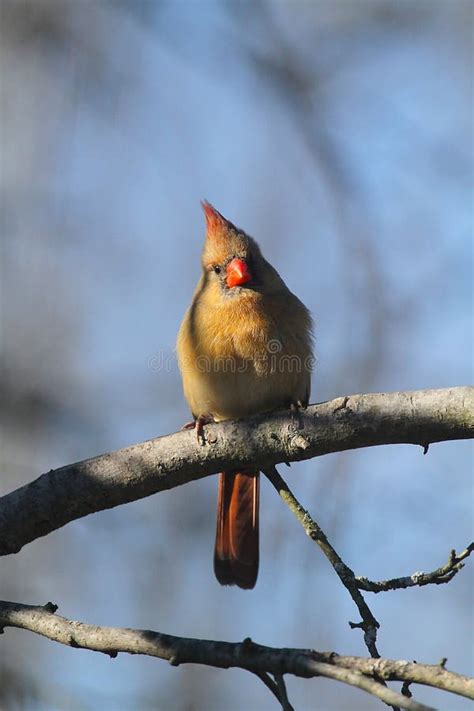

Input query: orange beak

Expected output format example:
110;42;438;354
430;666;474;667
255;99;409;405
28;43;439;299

226;258;252;288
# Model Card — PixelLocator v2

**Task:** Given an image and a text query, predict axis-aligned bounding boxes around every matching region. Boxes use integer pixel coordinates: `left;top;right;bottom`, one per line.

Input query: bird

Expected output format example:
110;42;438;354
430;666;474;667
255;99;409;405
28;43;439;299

177;202;313;589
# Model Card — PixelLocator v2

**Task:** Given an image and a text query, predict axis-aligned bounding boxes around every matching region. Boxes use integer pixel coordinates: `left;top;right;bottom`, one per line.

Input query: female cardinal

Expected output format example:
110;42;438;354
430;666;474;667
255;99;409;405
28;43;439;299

177;202;313;588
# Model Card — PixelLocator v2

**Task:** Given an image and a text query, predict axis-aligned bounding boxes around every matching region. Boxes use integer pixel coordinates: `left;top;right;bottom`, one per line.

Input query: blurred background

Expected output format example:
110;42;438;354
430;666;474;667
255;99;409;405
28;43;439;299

0;1;472;709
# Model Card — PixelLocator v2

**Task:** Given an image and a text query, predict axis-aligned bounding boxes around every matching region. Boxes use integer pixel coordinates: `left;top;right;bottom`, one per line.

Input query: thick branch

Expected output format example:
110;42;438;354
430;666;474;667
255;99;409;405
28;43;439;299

0;387;472;555
1;601;472;708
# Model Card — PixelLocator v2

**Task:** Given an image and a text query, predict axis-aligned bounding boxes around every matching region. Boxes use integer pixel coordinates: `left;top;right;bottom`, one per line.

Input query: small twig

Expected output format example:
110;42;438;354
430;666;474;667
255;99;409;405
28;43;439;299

252;671;285;707
263;466;404;710
308;660;434;711
402;680;413;699
273;674;295;711
263;466;381;659
355;544;474;593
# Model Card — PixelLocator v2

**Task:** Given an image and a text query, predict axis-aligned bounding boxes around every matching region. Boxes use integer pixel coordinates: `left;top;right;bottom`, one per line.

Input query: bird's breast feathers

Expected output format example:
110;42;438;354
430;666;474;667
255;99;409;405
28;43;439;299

177;289;312;420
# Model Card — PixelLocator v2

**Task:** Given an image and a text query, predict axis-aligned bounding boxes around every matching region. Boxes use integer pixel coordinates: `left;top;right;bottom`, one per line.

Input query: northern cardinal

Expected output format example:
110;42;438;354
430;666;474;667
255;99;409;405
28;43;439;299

177;203;313;588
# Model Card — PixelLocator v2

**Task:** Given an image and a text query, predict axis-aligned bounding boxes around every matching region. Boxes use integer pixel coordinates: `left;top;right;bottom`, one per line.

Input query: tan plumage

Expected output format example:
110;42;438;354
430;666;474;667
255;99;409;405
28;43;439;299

177;202;313;588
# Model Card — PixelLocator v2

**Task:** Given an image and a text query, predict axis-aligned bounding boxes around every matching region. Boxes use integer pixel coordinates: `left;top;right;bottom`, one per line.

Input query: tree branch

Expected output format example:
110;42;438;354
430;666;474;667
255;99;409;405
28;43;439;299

1;601;472;709
251;671;288;708
263;466;473;646
0;387;472;556
263;465;473;711
273;673;295;711
355;545;474;593
263;465;382;657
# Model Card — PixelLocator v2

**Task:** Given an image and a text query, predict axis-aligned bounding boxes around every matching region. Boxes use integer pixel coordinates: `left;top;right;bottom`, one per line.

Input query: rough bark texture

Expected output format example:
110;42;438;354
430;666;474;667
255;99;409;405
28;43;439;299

0;601;472;709
0;387;472;556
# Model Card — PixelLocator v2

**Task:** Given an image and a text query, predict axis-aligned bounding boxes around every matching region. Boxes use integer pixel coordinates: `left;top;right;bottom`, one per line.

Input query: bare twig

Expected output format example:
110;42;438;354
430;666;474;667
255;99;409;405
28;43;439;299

273;674;295;711
252;671;287;707
402;679;414;699
0;387;472;556
263;465;381;658
355;545;474;593
2;601;472;707
305;661;433;711
262;469;474;711
263;466;473;635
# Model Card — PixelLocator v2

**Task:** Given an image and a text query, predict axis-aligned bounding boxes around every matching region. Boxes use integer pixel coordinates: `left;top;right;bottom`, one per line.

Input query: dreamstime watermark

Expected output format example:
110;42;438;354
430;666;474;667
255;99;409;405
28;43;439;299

148;350;177;373
148;338;315;375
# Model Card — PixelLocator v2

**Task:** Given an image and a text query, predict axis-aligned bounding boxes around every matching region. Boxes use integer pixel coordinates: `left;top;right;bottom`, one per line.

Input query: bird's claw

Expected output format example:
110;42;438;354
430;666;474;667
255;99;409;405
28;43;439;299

182;414;214;445
289;401;304;430
181;421;197;431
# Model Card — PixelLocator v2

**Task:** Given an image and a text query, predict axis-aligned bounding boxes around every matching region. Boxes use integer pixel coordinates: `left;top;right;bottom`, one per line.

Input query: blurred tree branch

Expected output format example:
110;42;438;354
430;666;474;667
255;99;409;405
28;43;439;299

0;600;472;711
0;387;472;556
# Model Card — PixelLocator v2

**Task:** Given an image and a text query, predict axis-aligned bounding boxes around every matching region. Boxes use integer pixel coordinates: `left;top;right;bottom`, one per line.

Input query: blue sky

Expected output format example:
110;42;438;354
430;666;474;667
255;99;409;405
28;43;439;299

1;2;472;709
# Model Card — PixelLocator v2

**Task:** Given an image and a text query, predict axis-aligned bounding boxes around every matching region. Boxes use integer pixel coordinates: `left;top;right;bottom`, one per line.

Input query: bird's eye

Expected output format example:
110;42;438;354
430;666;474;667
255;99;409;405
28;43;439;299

213;265;222;274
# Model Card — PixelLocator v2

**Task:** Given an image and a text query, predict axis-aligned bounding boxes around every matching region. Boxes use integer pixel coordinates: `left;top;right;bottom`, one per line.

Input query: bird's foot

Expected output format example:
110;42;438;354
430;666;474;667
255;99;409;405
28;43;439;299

182;414;214;445
289;401;305;429
181;421;197;431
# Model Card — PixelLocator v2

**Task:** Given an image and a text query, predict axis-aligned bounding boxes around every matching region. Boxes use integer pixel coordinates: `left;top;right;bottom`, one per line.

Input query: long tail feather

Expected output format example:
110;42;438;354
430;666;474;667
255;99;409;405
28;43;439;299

214;471;259;589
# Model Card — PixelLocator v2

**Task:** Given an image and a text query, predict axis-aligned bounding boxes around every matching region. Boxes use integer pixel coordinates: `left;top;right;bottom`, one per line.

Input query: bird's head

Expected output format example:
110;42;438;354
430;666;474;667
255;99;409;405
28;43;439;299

200;201;280;296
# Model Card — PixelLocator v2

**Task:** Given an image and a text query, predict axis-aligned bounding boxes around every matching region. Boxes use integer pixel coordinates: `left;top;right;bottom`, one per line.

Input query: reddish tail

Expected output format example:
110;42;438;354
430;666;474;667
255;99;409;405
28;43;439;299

214;471;259;589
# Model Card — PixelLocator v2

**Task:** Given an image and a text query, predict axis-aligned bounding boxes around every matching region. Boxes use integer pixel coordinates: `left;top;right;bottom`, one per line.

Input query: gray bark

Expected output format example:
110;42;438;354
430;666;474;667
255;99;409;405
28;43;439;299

0;387;472;556
0;601;472;709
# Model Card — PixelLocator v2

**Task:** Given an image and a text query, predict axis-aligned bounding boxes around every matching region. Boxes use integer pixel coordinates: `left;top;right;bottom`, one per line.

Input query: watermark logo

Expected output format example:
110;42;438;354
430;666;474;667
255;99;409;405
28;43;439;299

148;338;315;374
